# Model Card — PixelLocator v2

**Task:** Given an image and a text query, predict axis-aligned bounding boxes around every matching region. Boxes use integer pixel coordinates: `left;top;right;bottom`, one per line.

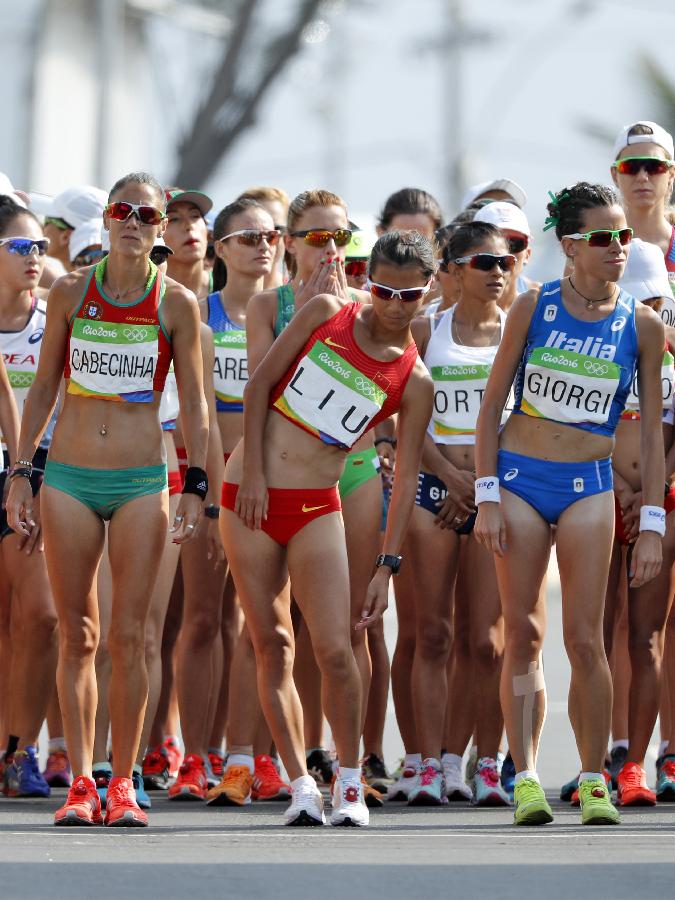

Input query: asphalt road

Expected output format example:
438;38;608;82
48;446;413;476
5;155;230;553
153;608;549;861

2;553;673;899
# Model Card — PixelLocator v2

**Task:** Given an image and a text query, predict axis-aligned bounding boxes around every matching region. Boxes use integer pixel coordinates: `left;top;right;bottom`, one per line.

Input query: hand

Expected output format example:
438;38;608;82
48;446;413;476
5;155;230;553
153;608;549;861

234;472;268;530
206;516;225;565
170;493;203;544
376;441;396;488
18;490;43;555
355;568;390;630
473;501;507;556
622;491;642;543
629;530;662;588
295;256;347;306
6;475;37;541
434;467;474;528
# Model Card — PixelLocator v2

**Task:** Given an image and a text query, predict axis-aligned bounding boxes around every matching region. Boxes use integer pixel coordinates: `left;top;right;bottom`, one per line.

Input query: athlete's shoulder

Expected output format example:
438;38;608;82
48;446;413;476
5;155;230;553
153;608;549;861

635;299;665;337
161;274;198;307
507;285;541;323
47;268;92;315
247;287;279;318
410;313;431;350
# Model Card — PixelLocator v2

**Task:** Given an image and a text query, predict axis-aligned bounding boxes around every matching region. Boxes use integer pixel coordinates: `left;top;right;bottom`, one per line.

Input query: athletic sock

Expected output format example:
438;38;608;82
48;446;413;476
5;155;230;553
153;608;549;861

611;739;628;751
514;769;540;785
93;760;112;773
291;774;317;793
338;766;360;782
441;752;462;769
6;735;18;758
227;753;254;774
48;737;67;754
579;771;604;783
208;745;224;758
331;757;339;776
132;763;143;776
404;753;422;769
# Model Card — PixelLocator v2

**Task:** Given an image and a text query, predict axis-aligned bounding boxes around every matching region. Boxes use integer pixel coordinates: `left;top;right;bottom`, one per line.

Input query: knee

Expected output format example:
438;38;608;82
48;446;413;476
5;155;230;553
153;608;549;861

255;627;294;679
108;622;146;663
314;642;357;683
60;616;99;660
628;628;662;668
144;622;162;666
564;630;605;672
181;612;218;652
416;621;452;663
472;634;503;669
25;608;58;648
504;615;544;660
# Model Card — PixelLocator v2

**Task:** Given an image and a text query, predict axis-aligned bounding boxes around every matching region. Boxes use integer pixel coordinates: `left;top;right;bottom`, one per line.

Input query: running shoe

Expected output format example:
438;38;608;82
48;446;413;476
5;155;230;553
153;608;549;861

203;753;219;789
500;752;516;798
54;775;103;826
560;773;579;802
442;756;473;802
330;775;369;827
43;750;72;788
104;776;148;827
570;770;611;807
513;778;553;826
465;745;478;785
206;765;253;806
93;764;112;808
387;763;418;801
408;759;444;806
306;748;334;785
473;757;511;807
12;746;50;798
284;779;325;826
608;745;628;789
362;775;385;808
578;777;620;825
616;762;656;806
252;755;291;801
132;771;151;810
3;754;19;797
167;754;208;801
162;736;182;778
142;746;170;791
361;753;393;793
208;751;225;781
655;755;675;802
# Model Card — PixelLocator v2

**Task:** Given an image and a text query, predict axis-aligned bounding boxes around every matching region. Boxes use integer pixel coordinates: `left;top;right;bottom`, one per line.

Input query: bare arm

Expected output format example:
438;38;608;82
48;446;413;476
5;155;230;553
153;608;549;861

0;354;20;467
246;290;278;375
199;324;225;563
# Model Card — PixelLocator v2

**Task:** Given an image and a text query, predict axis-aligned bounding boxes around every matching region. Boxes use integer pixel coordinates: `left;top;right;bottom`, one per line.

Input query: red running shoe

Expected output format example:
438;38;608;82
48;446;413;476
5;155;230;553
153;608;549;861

252;755;291;801
162;736;182;778
617;762;656;806
142;746;170;790
43;750;73;788
104;776;148;827
208;751;225;780
167;754;208;801
54;775;103;826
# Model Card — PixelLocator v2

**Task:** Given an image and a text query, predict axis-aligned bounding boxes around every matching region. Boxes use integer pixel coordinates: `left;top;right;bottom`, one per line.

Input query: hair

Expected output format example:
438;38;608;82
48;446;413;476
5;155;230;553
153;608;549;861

367;230;438;281
547;182;619;241
211;197;270;291
377;187;443;232
442;222;507;270
285;189;348;277
0;194;40;238
108;171;165;208
238;186;289;216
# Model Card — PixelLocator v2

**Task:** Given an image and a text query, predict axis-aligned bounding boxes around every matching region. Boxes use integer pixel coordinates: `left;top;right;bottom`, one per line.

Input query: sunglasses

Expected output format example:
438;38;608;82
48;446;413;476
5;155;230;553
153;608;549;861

219;229;281;247
368;280;431;303
505;235;529;254
454;253;516;272
44;216;72;231
73;249;105;267
105;201;166;226
613;157;674;177
564;227;633;247
0;236;50;256
290;229;352;248
345;259;368;277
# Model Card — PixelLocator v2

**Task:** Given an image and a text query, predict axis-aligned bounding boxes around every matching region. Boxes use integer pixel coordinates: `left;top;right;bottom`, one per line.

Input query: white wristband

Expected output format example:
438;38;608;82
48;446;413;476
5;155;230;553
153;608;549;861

475;476;500;505
639;505;666;536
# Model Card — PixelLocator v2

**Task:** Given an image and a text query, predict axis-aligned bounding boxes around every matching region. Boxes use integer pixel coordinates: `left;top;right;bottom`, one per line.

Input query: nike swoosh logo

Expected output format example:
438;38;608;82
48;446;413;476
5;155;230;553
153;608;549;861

324;336;347;350
302;503;329;513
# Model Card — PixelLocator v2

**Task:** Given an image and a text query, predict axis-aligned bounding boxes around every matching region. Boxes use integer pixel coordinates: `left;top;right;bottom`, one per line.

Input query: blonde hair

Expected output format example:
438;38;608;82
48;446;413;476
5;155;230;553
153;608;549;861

285;189;348;276
238;185;290;213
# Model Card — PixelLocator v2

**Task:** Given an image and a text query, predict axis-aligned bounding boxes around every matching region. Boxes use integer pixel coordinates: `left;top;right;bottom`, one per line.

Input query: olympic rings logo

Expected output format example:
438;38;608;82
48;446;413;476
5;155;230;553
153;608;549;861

354;376;381;400
583;361;609;376
123;328;149;342
10;373;33;387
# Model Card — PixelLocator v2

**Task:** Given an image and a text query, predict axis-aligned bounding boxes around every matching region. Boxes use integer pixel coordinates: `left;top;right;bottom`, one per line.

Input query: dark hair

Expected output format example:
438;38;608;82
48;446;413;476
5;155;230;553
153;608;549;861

442;222;507;269
211;197;270;292
0;194;40;238
378;187;443;232
367;230;438;281
546;182;619;241
108;172;165;208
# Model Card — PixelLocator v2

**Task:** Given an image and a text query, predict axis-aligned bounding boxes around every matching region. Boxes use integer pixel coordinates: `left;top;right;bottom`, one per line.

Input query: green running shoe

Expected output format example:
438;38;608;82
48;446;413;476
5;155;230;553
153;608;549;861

513;778;553;826
578;778;620;825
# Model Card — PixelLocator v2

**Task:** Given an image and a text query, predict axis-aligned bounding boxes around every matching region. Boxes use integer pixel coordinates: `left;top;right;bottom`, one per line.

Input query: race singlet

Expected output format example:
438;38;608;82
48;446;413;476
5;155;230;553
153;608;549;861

624;349;674;412
213;330;248;409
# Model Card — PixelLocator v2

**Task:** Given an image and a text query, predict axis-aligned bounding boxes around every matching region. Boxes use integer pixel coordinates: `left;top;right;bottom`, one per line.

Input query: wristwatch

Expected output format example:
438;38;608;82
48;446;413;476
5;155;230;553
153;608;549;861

376;553;403;575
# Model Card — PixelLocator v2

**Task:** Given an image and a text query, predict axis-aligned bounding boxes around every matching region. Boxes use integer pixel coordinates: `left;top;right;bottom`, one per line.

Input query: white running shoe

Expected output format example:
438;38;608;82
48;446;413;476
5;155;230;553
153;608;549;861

283;781;325;826
442;757;473;802
387;764;418;801
330;776;369;827
472;757;511;807
407;759;445;806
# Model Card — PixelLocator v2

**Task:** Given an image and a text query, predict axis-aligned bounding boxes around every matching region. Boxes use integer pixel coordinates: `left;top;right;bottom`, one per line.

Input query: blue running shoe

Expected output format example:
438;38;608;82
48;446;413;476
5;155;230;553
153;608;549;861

408;759;445;806
93;764;112;809
132;770;152;810
560;773;579;802
14;746;50;798
501;752;516;798
656;755;675;802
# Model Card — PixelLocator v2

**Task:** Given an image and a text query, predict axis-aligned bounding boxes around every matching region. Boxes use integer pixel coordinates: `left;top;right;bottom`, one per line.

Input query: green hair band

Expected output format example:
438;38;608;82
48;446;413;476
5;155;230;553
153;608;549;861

543;190;571;232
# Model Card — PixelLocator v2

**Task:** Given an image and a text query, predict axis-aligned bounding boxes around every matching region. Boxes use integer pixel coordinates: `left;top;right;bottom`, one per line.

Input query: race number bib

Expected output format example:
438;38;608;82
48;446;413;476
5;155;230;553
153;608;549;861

68;319;158;401
430;363;491;437
521;347;620;425
624;350;674;412
213;330;248;405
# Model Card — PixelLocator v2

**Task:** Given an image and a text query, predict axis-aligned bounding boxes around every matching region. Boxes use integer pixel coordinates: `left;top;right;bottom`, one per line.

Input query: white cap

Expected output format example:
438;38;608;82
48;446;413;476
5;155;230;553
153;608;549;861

34;185;108;228
152;235;173;254
613;121;674;160
473;201;531;237
0;172;27;208
461;178;527;210
69;219;103;262
619;238;671;302
101;229;110;253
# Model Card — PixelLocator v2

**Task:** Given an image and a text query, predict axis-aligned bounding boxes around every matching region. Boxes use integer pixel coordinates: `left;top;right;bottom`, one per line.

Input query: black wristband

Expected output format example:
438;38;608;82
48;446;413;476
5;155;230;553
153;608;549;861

374;437;396;448
9;467;32;481
183;466;208;501
204;504;220;519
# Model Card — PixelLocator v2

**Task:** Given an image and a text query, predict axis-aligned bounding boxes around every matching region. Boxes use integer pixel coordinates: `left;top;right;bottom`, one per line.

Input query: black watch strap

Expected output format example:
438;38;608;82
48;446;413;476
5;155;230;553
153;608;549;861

376;553;402;574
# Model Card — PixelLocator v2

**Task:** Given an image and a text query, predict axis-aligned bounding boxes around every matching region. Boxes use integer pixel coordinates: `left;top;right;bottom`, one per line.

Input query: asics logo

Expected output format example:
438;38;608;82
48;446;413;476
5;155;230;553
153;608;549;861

28;329;44;344
583;361;609;376
503;469;518;481
302;503;328;513
123;327;149;342
611;316;627;332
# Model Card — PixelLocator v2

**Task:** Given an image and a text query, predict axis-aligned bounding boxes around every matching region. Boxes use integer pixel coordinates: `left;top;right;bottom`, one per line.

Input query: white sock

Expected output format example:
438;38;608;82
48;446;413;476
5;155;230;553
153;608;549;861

579;771;604;783
291;774;317;793
48;737;67;754
208;745;224;758
338;766;361;782
404;753;422;768
93;760;112;772
659;740;669;758
611;739;628;751
441;752;462;769
514;770;539;785
227;753;254;774
132;763;143;776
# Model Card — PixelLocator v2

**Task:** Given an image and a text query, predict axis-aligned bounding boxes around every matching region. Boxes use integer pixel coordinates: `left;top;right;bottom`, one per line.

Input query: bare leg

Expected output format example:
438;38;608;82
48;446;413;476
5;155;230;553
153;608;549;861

391;535;418;754
362;620;390;759
92;532;112;764
208;574;241;753
294;620;324;749
149;565;183;749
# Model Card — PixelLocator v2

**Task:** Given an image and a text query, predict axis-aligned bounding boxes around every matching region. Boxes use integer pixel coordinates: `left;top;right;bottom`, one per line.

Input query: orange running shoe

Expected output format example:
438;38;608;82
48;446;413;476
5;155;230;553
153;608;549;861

104;777;148;827
54;775;103;826
362;775;385;808
206;765;253;806
570;769;611;806
252;755;291;801
168;754;208;801
617;762;656;806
